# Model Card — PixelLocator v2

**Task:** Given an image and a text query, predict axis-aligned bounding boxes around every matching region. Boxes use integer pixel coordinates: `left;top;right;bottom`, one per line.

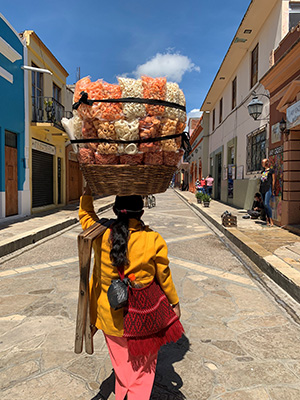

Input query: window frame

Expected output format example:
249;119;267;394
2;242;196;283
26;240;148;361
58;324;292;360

289;2;300;30
53;83;61;103
246;127;266;173
251;43;259;88
232;77;237;110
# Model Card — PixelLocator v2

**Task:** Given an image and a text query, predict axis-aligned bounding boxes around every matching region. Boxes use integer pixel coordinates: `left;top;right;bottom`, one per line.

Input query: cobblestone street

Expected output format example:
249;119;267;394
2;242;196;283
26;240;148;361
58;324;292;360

1;190;300;399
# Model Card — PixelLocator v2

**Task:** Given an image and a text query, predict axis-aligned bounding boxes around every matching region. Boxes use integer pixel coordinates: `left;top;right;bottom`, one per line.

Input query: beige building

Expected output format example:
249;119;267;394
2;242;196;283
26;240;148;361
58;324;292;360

200;0;300;212
21;31;72;212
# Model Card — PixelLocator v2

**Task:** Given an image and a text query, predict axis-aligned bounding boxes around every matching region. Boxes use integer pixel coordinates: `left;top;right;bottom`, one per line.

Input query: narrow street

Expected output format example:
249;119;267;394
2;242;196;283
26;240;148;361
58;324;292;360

1;190;300;399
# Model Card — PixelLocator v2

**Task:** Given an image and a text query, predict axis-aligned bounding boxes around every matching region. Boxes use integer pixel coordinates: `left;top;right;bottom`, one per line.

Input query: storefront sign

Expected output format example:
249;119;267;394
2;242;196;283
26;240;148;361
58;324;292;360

271;122;281;144
286;99;300;129
32;138;56;155
269;145;283;156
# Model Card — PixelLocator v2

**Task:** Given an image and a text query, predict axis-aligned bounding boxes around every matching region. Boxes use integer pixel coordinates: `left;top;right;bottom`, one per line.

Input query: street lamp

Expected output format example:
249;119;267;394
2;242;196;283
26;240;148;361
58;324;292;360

247;91;270;121
279;117;290;135
247;96;263;120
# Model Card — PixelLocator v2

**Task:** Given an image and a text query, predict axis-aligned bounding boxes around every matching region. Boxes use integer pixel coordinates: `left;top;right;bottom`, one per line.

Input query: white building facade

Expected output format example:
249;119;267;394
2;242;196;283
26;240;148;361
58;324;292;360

200;0;297;209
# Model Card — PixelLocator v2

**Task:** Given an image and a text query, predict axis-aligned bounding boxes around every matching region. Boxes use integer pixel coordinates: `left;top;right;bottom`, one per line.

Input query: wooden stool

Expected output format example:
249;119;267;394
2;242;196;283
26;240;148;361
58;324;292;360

74;218;113;354
222;214;237;227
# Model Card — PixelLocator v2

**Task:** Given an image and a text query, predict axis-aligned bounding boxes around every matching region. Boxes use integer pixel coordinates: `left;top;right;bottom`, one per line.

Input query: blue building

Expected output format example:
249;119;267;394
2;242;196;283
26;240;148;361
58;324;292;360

0;14;29;219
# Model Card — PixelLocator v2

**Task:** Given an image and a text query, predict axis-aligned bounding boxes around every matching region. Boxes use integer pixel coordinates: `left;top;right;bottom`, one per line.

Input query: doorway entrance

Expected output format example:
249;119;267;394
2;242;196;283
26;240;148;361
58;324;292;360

5;131;18;216
215;153;222;200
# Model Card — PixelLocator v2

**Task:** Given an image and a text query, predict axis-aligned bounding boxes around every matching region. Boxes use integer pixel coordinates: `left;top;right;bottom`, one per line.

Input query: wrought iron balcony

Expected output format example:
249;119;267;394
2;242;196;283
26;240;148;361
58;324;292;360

32;96;72;129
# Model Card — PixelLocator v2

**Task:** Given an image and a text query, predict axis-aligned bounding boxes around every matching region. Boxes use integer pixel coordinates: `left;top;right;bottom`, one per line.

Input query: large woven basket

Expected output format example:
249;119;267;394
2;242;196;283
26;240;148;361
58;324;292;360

80;164;177;196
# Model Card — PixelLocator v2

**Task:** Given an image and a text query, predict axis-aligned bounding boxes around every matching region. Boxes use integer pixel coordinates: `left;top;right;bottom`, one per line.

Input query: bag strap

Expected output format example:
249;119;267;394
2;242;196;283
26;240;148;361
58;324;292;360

117;266;125;281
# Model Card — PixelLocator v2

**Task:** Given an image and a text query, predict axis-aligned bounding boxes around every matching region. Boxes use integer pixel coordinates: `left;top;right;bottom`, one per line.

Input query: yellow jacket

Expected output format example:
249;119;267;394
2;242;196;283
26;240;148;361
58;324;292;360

79;195;179;337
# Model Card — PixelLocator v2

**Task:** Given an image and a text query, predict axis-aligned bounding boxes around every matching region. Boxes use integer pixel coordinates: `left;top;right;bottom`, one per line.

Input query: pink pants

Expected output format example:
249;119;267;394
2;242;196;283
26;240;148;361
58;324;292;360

104;333;158;400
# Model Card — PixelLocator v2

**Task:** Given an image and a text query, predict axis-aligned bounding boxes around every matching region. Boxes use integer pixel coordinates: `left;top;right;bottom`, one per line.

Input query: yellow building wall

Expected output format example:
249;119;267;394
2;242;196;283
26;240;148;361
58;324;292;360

23;31;69;212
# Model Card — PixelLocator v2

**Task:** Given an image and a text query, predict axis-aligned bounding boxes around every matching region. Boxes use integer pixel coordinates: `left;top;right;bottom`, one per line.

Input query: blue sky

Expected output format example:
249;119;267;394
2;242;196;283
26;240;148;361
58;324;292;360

2;0;250;114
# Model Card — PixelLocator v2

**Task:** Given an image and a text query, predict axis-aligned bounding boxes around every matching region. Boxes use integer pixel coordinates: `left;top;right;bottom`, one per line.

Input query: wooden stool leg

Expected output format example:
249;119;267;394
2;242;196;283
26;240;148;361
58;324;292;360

85;293;94;354
74;219;113;355
74;237;93;354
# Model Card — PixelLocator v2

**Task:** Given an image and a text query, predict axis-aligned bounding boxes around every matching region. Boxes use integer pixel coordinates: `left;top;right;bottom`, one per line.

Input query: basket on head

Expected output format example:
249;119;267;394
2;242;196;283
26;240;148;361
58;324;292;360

80;164;177;196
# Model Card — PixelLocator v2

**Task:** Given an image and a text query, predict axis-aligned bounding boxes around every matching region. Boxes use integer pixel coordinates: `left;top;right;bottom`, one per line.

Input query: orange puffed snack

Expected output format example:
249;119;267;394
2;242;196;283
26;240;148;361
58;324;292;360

176;121;186;134
139;142;160;153
82;120;98;151
144;151;163;165
78;148;95;164
142;76;166;116
139;116;161;153
91;81;122;121
95;153;119;165
163;149;184;166
120;153;144;165
139;116;161;139
74;76;92;102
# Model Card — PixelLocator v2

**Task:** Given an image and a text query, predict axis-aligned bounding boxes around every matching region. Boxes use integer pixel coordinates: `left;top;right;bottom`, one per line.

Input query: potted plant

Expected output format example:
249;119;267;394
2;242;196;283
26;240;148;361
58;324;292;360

202;194;211;207
44;99;53;121
195;191;203;204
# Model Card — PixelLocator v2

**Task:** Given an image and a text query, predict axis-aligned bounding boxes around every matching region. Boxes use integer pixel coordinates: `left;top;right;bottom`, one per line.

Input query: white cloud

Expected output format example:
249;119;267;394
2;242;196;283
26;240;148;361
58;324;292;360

131;52;200;83
190;109;201;113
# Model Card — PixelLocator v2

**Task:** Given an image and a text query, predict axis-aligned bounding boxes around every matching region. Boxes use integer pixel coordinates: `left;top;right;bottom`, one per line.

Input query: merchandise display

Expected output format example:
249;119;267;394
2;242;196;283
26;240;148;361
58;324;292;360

62;75;189;195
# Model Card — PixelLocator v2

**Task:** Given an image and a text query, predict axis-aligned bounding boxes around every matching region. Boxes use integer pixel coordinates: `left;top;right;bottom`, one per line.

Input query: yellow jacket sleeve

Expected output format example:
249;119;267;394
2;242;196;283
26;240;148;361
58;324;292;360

154;233;179;305
79;195;99;231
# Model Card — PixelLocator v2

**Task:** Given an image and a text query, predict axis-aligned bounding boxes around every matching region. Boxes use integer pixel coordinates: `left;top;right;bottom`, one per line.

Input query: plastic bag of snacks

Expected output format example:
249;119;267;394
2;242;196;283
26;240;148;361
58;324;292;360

62;75;188;169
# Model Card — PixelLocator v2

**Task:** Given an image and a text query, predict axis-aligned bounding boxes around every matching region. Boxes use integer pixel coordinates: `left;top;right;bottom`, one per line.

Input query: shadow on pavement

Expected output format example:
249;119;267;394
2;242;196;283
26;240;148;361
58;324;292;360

151;334;189;399
91;370;115;400
91;334;189;400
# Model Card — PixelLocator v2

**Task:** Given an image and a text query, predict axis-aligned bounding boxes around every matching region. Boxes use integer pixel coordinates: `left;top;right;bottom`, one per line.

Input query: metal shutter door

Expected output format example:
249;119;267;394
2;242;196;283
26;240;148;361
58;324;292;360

32;149;53;207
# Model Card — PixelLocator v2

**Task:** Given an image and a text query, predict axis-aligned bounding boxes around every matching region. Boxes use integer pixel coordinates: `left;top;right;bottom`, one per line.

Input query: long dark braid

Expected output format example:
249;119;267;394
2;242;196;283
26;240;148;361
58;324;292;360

109;196;144;268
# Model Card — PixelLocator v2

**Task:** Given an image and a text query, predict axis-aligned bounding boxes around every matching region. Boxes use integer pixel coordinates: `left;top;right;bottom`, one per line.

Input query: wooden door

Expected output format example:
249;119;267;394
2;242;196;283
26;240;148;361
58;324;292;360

69;160;80;201
5;146;18;216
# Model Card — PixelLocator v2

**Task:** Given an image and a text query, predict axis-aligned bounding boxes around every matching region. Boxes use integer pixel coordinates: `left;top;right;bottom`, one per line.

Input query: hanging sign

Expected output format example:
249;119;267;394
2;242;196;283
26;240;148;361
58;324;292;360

286;99;300;129
32;138;56;155
271;122;281;144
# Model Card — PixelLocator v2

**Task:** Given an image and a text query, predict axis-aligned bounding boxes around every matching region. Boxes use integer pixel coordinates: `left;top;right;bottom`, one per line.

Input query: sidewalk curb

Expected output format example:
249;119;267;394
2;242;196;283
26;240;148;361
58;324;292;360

175;189;300;304
0;202;113;259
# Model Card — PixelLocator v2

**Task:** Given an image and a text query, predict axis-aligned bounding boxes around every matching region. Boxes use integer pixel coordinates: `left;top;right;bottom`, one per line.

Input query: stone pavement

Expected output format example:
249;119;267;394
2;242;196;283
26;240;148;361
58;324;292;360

0;196;114;259
176;190;300;305
1;190;300;399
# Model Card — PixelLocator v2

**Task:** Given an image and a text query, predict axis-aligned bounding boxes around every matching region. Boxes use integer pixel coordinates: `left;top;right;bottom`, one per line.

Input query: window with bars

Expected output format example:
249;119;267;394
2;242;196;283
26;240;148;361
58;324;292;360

247;128;266;172
232;77;237;110
251;44;259;88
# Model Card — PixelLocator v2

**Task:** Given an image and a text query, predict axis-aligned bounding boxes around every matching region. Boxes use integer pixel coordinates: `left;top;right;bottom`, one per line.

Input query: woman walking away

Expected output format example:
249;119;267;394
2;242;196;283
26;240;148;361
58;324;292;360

79;186;183;400
205;175;214;196
260;158;275;226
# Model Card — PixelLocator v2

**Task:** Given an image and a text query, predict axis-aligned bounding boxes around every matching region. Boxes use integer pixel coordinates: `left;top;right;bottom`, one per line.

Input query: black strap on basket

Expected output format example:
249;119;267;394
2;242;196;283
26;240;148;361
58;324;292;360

73;91;186;112
70;131;192;154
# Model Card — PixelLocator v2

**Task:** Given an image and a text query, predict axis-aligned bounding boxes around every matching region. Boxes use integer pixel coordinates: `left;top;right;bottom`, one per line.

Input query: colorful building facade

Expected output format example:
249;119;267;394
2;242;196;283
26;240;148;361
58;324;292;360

21;31;71;212
0;14;29;219
261;23;300;226
200;0;298;211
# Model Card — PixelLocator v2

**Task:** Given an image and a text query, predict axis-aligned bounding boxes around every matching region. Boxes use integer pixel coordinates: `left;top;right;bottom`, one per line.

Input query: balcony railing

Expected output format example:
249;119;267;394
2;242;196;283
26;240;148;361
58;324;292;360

32;96;72;128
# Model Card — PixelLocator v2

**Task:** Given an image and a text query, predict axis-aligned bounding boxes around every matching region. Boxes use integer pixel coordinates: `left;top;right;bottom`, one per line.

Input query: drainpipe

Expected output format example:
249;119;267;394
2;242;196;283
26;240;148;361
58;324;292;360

22;38;31;215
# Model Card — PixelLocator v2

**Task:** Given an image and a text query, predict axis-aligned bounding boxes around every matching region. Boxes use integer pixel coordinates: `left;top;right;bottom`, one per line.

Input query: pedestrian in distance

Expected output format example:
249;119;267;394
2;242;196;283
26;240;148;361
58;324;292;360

205;175;214;196
200;177;207;194
260;158;275;226
79;185;183;400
